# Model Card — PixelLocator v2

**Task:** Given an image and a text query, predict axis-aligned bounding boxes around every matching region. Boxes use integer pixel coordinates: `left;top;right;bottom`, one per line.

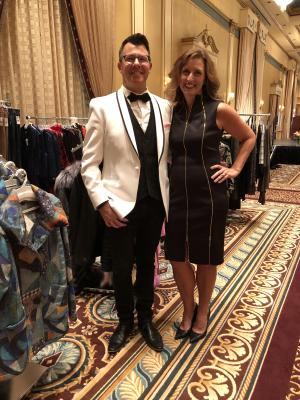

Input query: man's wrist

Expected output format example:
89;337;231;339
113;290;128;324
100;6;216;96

96;201;108;210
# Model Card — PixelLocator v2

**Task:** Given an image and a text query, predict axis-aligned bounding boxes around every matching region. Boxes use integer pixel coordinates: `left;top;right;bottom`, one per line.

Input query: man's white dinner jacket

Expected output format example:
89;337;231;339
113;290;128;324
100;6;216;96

81;87;171;219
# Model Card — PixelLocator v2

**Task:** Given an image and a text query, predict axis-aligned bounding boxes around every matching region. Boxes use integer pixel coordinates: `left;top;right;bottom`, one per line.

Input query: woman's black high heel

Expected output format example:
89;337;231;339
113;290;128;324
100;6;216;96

175;304;198;340
189;308;210;343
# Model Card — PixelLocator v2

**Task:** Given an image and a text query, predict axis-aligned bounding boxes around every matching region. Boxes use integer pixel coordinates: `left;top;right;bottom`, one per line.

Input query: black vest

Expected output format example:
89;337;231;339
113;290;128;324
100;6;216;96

126;100;162;202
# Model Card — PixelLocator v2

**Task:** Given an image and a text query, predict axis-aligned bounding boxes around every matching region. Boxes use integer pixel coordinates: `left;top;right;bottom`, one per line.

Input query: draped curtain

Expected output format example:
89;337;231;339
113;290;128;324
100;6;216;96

268;94;278;142
0;0;5;20
236;28;256;114
68;0;115;98
282;69;295;139
0;0;89;122
291;66;298;119
255;34;265;114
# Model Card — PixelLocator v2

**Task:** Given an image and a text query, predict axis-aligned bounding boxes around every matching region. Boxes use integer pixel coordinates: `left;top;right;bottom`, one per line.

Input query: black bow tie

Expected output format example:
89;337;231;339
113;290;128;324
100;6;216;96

127;92;150;103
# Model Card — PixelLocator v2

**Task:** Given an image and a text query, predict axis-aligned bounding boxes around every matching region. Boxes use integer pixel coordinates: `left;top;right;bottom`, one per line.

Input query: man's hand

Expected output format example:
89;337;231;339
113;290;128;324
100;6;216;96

98;202;128;228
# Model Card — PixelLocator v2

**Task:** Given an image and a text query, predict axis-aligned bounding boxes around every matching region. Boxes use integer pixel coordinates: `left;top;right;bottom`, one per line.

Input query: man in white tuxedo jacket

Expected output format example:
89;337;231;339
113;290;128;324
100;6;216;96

81;34;171;353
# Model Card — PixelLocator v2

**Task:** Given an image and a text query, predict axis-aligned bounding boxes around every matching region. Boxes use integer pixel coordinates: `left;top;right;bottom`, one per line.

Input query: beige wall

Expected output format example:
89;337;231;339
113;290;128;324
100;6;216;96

113;0;293;111
113;0;163;95
172;0;230;100
113;0;239;99
266;36;289;70
113;0;132;90
209;0;241;23
262;62;281;113
144;0;163;95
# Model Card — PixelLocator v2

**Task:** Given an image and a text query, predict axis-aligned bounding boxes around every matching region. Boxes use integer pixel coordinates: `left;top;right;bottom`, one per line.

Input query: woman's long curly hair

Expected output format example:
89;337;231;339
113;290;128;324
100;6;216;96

165;46;220;103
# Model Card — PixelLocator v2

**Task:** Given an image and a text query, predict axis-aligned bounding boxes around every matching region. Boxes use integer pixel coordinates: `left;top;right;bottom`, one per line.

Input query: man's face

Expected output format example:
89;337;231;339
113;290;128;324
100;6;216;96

118;43;152;93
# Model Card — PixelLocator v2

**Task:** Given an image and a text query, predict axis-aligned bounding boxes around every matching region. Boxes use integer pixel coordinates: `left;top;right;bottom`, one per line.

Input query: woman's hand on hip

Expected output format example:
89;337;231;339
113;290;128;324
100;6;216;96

210;164;240;183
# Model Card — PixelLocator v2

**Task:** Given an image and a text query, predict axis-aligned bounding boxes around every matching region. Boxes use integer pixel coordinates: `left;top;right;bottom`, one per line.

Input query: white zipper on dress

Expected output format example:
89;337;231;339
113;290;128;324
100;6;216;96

183;107;191;261
200;96;213;263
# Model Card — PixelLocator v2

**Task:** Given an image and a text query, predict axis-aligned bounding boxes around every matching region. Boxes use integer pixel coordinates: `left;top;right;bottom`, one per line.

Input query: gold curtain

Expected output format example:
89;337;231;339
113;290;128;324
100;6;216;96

0;0;5;19
0;0;89;122
282;69;295;139
69;0;115;97
236;28;256;115
255;35;265;113
268;94;278;140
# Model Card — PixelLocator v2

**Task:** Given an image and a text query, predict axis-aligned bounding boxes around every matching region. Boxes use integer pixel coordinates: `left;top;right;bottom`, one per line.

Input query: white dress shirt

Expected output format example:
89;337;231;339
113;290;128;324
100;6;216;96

122;86;150;133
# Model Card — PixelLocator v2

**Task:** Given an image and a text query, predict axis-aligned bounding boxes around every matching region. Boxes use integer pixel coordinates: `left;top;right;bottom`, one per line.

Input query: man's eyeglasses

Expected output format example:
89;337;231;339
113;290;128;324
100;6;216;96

121;55;151;64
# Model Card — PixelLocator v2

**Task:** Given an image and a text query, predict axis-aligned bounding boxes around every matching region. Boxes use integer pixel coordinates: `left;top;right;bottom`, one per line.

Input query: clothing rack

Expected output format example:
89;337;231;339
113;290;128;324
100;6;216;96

239;113;270;117
25;115;88;122
0;99;11;107
24;116;87;153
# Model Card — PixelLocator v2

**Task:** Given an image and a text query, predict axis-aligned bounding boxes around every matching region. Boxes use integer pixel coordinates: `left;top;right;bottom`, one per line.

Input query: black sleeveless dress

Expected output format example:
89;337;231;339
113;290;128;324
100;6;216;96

165;95;228;265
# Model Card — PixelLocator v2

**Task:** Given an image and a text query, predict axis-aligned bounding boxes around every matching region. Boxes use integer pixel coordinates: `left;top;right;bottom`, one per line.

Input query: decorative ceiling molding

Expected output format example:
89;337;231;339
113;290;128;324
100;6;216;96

238;0;300;63
258;21;269;45
239;8;258;33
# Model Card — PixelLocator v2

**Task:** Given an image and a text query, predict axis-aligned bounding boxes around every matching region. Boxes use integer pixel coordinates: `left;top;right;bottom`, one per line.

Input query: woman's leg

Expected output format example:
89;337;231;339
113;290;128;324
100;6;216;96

193;264;217;333
171;261;196;330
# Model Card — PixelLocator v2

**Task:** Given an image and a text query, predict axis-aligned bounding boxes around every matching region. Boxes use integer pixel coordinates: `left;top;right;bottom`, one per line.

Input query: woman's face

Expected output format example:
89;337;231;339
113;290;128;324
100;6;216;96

179;57;206;98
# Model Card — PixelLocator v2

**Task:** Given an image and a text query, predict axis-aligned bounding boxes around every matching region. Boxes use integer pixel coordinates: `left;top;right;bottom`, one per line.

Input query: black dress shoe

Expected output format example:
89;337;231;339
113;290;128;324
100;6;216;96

139;321;163;352
174;303;198;340
190;309;211;344
175;326;190;340
108;323;133;353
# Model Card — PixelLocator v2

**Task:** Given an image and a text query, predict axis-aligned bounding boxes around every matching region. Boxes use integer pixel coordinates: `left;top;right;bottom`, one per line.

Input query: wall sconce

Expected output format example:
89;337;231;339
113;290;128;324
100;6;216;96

164;76;171;87
227;92;235;105
278;104;285;112
259;99;264;109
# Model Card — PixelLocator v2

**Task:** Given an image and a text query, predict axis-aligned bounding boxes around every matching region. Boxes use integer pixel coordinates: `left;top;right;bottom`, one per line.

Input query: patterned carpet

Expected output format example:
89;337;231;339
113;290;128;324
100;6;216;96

23;200;300;400
247;164;300;204
269;164;300;190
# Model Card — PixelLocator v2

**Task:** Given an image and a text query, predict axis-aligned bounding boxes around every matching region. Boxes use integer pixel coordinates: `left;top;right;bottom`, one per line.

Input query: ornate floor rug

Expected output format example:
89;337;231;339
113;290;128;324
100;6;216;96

247;164;300;205
269;164;300;190
24;201;300;400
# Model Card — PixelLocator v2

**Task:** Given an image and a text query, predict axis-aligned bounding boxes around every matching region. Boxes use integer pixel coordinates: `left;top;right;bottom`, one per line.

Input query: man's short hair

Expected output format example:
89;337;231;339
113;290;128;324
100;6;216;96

119;33;151;61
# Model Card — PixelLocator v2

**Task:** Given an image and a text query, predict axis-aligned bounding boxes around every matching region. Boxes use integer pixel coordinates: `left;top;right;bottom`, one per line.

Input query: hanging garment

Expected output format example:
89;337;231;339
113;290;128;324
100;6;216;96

256;124;271;204
0;181;76;362
54;161;81;216
0;224;30;381
7;108;22;167
68;170;105;291
0;107;9;159
219;141;234;195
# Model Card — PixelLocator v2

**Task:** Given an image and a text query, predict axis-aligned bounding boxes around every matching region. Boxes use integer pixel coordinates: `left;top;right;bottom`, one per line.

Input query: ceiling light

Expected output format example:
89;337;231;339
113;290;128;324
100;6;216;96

273;0;293;12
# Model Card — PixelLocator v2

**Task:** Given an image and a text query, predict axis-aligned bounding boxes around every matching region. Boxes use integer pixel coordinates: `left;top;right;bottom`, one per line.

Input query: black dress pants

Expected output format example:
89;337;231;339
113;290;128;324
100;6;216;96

108;197;165;324
101;228;113;273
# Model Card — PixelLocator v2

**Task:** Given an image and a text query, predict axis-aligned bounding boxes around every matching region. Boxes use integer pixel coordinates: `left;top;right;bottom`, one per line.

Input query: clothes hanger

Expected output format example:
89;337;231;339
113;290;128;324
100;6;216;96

4;164;39;204
4;176;20;190
15;175;37;203
0;163;36;206
25;115;33;128
17;184;39;213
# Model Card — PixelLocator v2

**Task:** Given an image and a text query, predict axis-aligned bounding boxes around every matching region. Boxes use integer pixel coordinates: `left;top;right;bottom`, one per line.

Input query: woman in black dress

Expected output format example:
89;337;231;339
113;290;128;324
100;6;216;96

165;47;255;343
